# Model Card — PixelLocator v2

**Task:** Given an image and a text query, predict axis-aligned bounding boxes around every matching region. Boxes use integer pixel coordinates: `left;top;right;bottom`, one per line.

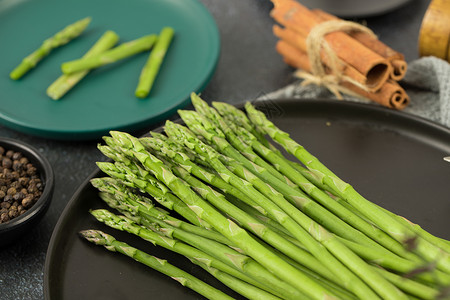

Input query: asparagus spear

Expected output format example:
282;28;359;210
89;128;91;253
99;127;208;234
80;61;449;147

139;136;268;216
107;130;337;300
183;95;289;184
177;99;415;298
162;122;402;300
338;236;450;286
139;137;338;278
107;133;343;293
47;30;119;100
79;229;234;300
96;159;211;229
162;157;343;287
373;267;440;300
186;97;406;253
135;27;174;98
90;209;287;299
61;34;157;74
245;101;450;274
211;101;423;262
141;218;303;299
10;17;91;80
91;176;229;245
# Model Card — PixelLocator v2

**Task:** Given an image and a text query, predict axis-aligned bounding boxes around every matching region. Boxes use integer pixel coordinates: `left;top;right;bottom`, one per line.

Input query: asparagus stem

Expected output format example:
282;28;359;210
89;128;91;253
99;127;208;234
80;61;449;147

213;99;424;264
182;94;288;184
61;34;157;74
245;101;450;274
212;101;277;152
135;27;174;98
373;267;440;300
96;159;211;229
10;17;91;80
140;218;303;300
177;99;412;299
164;158;342;289
90;176;229;245
200;266;283;300
139;136;268;216
89;209;286;299
163;122;405;300
79;229;234;300
140;136;338;285
380;205;450;255
107;130;337;300
193;96;401;253
47;30;119;100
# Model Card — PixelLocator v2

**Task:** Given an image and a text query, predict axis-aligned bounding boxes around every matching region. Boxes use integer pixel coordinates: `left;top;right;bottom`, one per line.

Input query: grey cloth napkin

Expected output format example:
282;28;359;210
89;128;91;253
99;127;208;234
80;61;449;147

262;56;450;128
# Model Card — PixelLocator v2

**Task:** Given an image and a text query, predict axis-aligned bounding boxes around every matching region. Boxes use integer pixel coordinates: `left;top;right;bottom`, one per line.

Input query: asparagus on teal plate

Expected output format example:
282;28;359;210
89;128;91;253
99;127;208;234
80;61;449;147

135;27;174;98
61;34;157;74
47;30;119;100
10;17;91;80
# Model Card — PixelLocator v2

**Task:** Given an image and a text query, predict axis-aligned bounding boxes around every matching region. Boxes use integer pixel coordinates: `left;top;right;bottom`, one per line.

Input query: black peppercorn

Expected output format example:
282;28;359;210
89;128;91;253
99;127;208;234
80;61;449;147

0;147;44;224
5;150;13;158
2;157;12;169
12;152;22;161
0;212;9;223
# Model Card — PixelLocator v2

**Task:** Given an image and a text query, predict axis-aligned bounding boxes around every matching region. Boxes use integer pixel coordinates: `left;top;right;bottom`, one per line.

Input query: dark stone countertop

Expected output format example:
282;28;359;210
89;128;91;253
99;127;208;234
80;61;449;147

0;0;432;299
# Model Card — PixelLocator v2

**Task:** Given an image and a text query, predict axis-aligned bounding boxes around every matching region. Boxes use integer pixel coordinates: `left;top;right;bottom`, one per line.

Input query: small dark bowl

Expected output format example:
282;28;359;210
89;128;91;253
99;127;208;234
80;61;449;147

0;137;54;248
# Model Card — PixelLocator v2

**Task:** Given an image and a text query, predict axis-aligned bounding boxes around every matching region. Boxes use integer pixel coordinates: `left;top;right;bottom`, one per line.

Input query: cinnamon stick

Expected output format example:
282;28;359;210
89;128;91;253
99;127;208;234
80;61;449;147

273;25;378;91
275;40;410;110
270;0;391;89
312;9;407;80
341;80;410;110
276;40;311;71
276;40;409;110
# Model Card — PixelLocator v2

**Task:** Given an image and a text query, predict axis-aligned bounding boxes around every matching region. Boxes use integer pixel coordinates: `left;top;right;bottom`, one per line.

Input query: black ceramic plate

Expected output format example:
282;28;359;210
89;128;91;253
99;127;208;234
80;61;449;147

299;0;412;18
44;99;450;299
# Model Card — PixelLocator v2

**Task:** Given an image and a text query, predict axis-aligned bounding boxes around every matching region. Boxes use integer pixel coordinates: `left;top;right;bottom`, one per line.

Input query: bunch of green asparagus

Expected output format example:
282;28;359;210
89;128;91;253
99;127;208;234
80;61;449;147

81;93;450;299
10;17;174;100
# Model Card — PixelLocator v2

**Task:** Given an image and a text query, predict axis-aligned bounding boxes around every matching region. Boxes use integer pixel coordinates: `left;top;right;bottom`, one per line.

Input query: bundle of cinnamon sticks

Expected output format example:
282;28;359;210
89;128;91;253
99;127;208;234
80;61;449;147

271;0;410;110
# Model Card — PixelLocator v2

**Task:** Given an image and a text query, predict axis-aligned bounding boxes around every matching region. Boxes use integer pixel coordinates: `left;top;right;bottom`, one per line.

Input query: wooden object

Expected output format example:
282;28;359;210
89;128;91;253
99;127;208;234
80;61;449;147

418;0;450;62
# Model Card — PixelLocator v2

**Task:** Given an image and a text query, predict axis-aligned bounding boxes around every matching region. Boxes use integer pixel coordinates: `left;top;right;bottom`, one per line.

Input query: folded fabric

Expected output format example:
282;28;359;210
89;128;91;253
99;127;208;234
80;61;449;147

262;56;450;128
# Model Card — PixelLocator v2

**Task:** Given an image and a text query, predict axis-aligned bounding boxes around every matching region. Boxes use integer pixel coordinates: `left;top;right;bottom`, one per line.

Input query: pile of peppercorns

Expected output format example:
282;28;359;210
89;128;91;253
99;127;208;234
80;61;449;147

0;146;44;224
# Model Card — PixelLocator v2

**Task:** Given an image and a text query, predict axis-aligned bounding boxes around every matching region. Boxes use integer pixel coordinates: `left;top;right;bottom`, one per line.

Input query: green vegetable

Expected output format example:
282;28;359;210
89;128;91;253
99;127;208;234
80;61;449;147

47;30;119;100
163;118;403;300
245;101;450;274
10;17;91;80
107;130;337;300
61;34;157;74
90;176;228;244
82;96;450;299
135;27;174;98
79;229;234;300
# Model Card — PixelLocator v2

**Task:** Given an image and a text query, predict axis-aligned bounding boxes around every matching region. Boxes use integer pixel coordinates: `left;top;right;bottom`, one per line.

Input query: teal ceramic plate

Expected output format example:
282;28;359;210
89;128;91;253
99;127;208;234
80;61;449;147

0;0;220;140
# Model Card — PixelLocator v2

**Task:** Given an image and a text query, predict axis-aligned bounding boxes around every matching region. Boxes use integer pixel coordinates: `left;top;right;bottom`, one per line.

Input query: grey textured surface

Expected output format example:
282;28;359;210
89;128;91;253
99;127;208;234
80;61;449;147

0;0;437;299
265;56;450;127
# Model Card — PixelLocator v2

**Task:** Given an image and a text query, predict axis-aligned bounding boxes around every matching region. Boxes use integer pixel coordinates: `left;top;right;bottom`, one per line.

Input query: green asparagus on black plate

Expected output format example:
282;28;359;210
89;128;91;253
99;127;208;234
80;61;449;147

80;93;450;300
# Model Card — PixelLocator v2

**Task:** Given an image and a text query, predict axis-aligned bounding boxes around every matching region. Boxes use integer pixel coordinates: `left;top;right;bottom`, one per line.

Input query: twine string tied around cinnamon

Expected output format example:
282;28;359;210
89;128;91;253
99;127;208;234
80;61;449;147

295;19;377;99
